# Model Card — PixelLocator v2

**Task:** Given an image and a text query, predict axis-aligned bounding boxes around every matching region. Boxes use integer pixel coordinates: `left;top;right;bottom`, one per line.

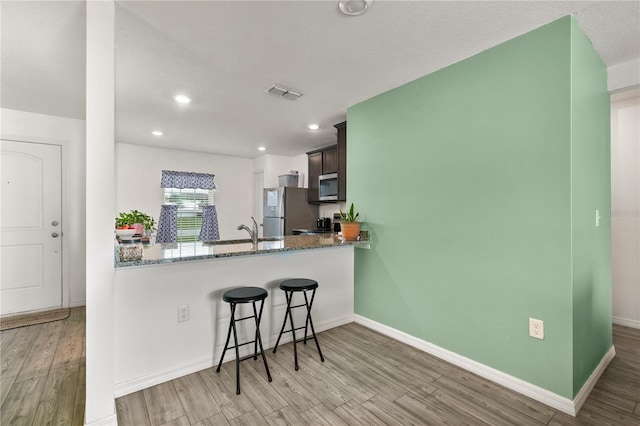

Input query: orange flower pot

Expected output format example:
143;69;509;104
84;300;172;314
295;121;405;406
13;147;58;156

341;222;361;241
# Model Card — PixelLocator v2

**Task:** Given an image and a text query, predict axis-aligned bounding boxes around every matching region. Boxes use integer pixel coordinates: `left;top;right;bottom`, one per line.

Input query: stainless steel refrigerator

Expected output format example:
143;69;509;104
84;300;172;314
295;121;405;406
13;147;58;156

263;187;318;237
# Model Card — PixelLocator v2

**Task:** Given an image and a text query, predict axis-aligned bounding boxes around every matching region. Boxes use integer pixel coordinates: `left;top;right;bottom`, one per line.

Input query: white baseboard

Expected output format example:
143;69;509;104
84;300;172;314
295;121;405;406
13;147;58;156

84;413;117;426
573;345;616;413
114;314;353;398
355;314;614;417
114;357;214;398
613;316;640;329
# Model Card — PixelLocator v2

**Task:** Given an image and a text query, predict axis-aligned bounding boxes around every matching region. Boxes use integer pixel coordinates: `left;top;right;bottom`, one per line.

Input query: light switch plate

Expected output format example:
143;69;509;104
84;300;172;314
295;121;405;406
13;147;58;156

178;305;190;322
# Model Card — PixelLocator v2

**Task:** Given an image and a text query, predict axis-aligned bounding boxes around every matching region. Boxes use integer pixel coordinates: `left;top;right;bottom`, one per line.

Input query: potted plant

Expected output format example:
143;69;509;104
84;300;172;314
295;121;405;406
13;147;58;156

115;210;156;236
339;203;361;241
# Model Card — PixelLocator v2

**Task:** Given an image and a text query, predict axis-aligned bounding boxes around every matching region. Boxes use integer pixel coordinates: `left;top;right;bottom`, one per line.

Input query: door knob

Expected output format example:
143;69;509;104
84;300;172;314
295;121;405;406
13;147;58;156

51;220;59;226
51;232;59;238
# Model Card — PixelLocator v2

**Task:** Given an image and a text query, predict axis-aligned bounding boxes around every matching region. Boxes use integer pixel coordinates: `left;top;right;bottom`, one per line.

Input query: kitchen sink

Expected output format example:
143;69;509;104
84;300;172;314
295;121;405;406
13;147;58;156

203;237;282;245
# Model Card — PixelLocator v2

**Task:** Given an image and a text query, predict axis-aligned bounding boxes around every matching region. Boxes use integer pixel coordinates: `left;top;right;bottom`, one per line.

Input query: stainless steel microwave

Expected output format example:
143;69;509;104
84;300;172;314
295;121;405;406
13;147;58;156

319;173;338;201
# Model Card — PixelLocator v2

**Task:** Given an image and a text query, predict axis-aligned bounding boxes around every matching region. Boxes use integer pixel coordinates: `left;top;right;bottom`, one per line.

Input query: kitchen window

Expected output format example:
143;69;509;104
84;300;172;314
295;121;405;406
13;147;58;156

157;170;218;243
163;188;214;242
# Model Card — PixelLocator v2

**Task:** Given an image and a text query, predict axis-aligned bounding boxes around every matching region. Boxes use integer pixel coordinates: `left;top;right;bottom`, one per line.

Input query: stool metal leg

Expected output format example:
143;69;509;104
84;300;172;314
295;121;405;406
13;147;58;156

303;290;310;344
285;291;300;371
252;299;272;382
230;303;241;394
252;301;259;361
304;288;324;362
272;294;289;353
216;302;237;373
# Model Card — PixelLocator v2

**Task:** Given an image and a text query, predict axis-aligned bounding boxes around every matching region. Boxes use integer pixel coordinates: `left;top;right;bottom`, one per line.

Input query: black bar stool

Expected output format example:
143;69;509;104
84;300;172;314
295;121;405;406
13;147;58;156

216;286;272;394
272;278;324;371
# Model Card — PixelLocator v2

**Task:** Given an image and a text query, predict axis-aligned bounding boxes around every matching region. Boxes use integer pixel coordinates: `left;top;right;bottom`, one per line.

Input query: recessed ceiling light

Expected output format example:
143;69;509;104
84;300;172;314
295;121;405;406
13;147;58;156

338;0;371;16
152;130;163;136
174;94;191;104
258;146;267;151
307;124;320;130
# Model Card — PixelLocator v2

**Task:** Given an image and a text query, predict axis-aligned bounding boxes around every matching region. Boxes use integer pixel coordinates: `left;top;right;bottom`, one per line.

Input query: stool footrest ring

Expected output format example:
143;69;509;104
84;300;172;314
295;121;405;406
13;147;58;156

281;326;310;333
290;303;307;309
235;315;257;322
228;340;258;350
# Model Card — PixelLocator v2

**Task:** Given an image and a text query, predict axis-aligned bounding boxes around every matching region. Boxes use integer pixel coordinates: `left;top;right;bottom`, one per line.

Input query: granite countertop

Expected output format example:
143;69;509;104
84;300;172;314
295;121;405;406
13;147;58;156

115;234;369;268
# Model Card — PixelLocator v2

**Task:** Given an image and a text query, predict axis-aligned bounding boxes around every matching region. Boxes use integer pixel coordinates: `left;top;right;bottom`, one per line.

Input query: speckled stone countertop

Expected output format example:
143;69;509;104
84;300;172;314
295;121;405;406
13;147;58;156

115;234;369;268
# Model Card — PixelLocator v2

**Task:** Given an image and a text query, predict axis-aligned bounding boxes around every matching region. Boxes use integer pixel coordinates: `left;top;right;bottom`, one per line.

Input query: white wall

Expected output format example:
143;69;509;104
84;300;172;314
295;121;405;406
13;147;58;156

319;203;345;221
115;143;253;240
608;59;640;92
611;94;640;329
0;108;86;307
253;153;307;189
265;154;295;188
290;153;309;188
85;1;117;424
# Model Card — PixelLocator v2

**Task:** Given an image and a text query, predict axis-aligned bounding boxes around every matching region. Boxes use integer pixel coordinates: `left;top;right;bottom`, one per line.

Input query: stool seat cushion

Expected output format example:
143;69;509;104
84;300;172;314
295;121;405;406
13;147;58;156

223;286;268;303
279;278;318;291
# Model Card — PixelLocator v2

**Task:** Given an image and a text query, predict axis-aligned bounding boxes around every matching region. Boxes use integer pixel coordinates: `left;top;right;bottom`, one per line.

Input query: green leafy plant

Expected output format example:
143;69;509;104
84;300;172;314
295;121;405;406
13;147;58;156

115;210;156;231
339;203;360;223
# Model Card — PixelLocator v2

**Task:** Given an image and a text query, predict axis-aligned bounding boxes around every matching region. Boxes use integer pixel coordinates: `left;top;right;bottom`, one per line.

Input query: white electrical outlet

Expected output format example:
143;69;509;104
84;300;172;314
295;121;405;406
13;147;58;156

529;318;544;340
178;305;190;322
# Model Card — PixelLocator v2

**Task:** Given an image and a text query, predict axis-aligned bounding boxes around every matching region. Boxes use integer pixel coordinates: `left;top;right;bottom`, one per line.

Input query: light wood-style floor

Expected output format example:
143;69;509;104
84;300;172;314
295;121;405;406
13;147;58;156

116;322;640;426
1;306;85;425
1;308;638;425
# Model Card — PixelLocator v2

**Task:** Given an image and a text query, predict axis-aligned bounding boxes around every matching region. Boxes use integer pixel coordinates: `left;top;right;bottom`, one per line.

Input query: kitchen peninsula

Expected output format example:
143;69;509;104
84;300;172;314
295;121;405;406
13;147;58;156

113;234;366;397
115;234;368;267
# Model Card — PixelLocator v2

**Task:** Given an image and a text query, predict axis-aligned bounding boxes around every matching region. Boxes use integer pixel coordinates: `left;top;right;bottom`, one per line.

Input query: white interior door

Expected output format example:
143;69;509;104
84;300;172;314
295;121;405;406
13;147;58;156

1;140;62;315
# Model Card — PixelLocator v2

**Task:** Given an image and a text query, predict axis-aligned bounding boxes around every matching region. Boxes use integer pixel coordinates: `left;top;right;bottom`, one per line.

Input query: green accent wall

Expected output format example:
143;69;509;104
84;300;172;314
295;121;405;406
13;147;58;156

569;18;612;395
348;16;611;399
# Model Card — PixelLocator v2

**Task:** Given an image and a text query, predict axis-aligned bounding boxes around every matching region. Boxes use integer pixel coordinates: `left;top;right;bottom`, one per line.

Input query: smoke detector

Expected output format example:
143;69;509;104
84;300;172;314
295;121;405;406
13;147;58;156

267;85;303;101
338;0;372;16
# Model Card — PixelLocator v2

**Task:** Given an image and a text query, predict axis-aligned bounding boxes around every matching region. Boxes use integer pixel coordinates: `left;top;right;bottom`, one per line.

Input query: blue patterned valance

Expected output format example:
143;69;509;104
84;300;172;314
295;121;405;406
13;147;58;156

161;170;216;190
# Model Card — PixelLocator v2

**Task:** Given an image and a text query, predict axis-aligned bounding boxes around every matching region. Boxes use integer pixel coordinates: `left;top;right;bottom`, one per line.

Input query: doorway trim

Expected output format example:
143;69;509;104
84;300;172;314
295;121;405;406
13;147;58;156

1;140;63;314
2;137;72;310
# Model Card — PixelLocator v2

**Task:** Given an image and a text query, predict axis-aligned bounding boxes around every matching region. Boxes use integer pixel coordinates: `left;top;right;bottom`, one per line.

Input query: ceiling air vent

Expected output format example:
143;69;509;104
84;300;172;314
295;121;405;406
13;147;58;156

267;84;302;101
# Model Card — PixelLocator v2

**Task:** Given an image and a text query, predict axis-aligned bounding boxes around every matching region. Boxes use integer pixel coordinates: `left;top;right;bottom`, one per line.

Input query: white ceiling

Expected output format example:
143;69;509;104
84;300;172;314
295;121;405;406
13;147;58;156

2;1;639;159
1;1;86;120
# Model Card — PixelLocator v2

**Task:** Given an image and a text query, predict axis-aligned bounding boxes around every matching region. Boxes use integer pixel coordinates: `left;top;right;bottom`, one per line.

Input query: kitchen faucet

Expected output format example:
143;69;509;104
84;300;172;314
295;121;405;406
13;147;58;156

237;217;259;244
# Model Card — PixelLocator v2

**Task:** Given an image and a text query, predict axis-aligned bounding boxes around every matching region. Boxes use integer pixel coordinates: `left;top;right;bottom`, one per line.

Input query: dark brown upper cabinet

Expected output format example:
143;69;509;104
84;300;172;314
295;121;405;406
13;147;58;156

307;151;323;203
322;147;338;174
307;121;347;203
